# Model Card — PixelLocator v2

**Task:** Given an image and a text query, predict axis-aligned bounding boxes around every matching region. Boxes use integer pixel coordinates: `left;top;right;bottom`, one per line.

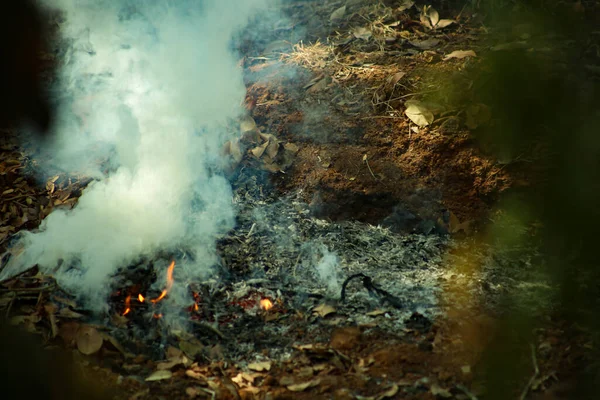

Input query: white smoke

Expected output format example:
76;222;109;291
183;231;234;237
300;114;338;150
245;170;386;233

1;0;273;312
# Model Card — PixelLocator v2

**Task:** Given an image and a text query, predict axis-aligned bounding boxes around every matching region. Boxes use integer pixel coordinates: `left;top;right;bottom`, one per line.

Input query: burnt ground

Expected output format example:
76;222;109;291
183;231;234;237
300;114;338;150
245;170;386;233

0;1;597;399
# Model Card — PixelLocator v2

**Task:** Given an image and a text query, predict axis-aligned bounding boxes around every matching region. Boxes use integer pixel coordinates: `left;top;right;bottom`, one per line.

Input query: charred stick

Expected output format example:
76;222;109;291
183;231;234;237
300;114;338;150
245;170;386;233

340;273;403;309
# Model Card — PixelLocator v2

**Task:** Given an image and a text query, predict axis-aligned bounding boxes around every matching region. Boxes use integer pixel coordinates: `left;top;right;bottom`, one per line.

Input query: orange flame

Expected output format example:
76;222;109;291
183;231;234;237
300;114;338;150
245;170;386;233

153;313;163;319
151;261;175;304
138;294;145;303
260;298;273;311
123;295;131;315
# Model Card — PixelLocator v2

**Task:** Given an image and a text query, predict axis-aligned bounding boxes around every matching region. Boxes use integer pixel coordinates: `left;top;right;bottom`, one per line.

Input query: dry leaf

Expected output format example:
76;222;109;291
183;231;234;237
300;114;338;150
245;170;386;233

251;142;269;159
428;8;440;27
157;355;189;370
405;101;434;127
77;326;104;355
443;50;477;61
366;309;388;317
248;361;272;372
388;71;406;87
306;78;328;93
435;19;455;29
265;138;280;159
420;14;432;30
146;370;173;382
313;304;336;318
430;383;452;398
240;116;257;133
377;384;399;400
179;339;205;359
44;304;59;339
398;0;415;11
409;39;440;50
231;373;246;387
263;40;291;54
185;369;208;382
59;308;84;319
353;27;372;41
287;379;321;392
284;143;299;154
330;6;346;21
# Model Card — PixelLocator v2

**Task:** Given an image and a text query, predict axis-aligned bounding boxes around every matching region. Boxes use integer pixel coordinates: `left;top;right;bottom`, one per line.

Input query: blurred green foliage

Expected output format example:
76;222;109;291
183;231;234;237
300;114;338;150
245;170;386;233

467;0;600;397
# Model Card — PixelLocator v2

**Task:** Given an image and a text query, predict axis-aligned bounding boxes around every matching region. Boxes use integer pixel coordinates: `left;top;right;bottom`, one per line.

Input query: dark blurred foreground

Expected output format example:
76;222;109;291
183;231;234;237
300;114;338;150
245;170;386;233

0;0;54;134
467;1;600;398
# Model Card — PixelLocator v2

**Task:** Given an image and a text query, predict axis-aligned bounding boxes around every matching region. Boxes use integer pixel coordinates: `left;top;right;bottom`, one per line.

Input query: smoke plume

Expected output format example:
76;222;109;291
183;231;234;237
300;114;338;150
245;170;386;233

1;0;273;312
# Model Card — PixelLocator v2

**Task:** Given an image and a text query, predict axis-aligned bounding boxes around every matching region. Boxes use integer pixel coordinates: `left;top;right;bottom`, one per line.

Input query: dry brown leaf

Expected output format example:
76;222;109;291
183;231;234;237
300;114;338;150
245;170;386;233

388;71;406;87
231;373;247;387
435;19;455;29
265;138;280;159
366;309;388;317
251;142;269;159
377;384;399;400
313;304;336;318
76;326;104;355
10;315;41;332
248;361;272;372
179;339;205;359
167;346;183;359
306;78;328;93
59;308;85;319
428;8;440;27
44;304;59;338
409;39;440;50
157;355;189;370
420;14;432;30
330;5;346;21
185;369;208;382
240;116;257;133
284;142;299;154
430;384;452;398
443;50;477;61
101;333;132;358
352;27;372;41
287;379;321;392
185;387;201;399
405;100;434;127
145;370;173;382
398;0;415;11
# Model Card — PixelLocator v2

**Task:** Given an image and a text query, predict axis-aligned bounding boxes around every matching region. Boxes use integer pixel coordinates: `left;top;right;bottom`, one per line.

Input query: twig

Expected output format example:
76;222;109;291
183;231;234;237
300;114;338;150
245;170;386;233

456;384;478;400
363;155;377;180
520;344;539;400
191;320;225;340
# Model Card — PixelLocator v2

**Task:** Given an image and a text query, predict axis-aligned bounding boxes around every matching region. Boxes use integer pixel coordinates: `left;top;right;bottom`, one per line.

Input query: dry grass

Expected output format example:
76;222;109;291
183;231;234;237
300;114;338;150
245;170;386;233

282;41;333;69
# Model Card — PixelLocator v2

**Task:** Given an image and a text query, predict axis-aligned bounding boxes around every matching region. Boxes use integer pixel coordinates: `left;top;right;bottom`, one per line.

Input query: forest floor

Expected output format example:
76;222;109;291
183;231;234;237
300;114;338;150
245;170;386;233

0;1;595;399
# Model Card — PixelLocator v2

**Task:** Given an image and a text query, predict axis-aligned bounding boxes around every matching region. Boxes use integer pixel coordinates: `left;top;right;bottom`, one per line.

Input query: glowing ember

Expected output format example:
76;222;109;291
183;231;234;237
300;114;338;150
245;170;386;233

151;260;175;304
260;298;273;311
123;295;131;315
153;313;162;319
138;294;145;303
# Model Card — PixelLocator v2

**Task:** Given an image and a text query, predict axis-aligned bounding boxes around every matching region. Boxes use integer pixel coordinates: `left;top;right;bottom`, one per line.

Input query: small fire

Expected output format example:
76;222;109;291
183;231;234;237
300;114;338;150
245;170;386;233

123;295;131;315
121;261;176;316
260;298;273;311
151;260;176;304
